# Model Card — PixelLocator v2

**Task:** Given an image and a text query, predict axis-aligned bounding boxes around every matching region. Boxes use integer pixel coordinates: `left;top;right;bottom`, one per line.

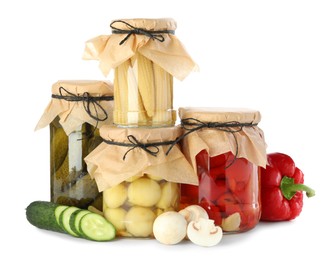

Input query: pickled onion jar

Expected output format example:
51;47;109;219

178;107;267;233
84;125;197;237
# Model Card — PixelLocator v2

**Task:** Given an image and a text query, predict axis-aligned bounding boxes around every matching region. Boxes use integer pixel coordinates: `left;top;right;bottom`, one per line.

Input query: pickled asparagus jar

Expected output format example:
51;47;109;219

35;80;114;209
83;18;197;127
178;107;267;233
84;125;198;237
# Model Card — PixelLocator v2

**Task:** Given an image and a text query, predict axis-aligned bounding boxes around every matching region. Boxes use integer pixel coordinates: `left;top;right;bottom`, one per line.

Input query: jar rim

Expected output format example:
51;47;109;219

178;107;261;124
110;18;177;31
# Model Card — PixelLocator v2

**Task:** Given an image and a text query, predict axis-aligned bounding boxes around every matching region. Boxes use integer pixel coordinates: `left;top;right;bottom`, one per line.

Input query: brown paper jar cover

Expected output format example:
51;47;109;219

35;80;114;135
178;107;267;170
84;125;198;192
83;18;197;80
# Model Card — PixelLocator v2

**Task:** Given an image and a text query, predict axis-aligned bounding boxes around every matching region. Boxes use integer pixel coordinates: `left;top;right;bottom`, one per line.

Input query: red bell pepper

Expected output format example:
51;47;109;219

260;152;315;221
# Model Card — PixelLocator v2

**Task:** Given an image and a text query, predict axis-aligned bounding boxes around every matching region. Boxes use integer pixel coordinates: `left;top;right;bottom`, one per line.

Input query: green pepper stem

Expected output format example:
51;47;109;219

280;176;315;200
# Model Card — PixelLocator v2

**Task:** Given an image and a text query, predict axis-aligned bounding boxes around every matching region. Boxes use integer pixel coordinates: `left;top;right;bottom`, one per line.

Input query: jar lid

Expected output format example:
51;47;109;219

83;18;197;80
100;125;181;143
35;80;114;135
178;107;267;169
110;18;177;31
51;80;114;96
85;125;198;191
179;107;261;124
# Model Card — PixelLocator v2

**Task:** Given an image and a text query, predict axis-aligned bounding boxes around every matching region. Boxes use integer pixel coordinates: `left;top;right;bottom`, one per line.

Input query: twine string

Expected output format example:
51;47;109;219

51;86;114;137
103;134;178;160
166;118;258;168
110;20;175;45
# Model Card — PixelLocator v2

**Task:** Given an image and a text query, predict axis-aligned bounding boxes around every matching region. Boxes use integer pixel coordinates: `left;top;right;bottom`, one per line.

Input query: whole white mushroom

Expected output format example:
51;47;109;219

153;211;187;245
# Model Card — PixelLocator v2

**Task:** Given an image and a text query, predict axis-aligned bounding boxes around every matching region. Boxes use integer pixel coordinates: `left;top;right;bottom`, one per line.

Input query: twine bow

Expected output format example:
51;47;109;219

52;87;114;122
110;20;175;45
166;118;258;168
181;118;256;133
51;87;114;137
103;135;177;160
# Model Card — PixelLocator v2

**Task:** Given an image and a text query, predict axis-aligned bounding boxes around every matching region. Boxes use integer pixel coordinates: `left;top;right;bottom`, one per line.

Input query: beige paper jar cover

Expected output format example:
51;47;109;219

83;18;197;80
84;125;198;192
35;80;114;135
178;107;268;170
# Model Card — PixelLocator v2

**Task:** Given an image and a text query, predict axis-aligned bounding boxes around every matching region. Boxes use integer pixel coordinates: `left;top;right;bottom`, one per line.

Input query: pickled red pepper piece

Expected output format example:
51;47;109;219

260;152;315;221
194;150;258;229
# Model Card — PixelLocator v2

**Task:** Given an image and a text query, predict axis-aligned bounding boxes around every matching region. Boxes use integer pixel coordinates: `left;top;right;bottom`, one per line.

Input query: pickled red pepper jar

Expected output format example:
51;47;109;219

84;125;198;237
35;80;114;210
83;18;197;127
178;107;267;233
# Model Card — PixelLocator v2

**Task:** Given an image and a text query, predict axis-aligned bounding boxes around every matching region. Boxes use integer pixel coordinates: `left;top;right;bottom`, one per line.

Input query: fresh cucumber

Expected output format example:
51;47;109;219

26;201;116;241
79;213;116;241
70;210;91;236
59;206;81;237
26;201;66;233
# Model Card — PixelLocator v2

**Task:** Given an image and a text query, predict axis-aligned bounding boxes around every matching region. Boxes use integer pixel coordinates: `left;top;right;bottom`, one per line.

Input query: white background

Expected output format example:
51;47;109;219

0;0;335;259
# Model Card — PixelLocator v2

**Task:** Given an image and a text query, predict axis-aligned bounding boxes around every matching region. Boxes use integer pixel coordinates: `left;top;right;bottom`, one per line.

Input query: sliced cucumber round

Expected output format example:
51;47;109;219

60;206;81;237
79;213;116;241
70;210;91;236
55;205;69;226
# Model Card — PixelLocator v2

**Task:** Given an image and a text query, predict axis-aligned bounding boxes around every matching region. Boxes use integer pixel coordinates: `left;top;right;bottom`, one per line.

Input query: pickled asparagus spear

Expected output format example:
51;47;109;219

152;63;173;125
131;57;150;125
113;62;129;125
137;53;155;118
113;54;174;126
127;59;142;124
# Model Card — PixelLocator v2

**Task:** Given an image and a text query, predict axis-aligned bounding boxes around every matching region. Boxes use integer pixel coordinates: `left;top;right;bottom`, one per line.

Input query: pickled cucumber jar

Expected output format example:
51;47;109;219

35;80;114;210
178;107;267;233
84;125;198;237
83;18;197;127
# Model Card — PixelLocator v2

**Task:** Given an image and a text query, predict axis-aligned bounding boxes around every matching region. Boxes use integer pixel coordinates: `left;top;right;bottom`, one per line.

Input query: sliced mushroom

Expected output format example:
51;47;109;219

187;218;223;247
179;205;209;223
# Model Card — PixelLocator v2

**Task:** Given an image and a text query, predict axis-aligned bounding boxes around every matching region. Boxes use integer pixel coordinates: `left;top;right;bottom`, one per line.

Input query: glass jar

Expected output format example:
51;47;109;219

84;125;198;237
35;80;114;210
178;107;267;233
83;18;197;127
